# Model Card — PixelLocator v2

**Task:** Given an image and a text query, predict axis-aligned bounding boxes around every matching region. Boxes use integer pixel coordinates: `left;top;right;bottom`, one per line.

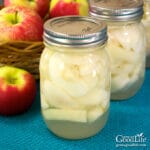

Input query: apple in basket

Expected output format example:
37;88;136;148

0;66;36;116
49;0;89;18
0;6;43;42
4;0;50;18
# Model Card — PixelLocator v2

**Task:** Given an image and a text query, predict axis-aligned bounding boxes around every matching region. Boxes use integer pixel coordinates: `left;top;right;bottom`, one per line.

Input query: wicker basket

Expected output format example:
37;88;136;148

0;41;44;79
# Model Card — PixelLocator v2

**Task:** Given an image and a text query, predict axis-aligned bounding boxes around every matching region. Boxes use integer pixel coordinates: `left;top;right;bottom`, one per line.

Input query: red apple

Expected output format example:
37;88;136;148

0;66;36;116
0;6;43;42
49;0;89;18
4;0;50;18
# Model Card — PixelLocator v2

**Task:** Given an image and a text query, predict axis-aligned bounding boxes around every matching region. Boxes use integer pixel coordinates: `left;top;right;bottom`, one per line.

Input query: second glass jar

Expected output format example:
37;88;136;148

89;0;146;100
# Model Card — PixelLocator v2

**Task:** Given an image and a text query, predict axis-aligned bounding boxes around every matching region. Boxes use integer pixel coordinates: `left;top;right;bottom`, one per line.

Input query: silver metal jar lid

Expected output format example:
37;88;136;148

43;16;107;47
89;0;143;21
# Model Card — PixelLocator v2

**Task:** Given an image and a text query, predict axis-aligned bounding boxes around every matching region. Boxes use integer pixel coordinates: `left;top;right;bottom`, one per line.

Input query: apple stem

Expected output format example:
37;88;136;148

12;11;18;24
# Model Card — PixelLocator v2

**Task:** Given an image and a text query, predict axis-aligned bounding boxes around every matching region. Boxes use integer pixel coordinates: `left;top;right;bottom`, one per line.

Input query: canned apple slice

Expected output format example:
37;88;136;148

42;108;87;123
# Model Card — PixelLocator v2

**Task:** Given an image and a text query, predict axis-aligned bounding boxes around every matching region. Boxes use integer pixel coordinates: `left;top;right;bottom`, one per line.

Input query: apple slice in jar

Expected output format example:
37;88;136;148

87;106;105;122
39;48;54;80
40;93;50;109
107;43;139;64
48;52;99;98
108;23;145;53
111;74;130;93
42;80;80;109
42;108;87;123
77;88;109;108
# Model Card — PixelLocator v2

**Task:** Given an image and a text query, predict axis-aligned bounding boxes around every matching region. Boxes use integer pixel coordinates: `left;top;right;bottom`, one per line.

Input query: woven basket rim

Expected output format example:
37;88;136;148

0;40;43;45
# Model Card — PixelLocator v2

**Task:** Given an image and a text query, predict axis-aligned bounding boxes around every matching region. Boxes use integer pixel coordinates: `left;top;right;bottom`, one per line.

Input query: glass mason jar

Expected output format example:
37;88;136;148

39;16;111;139
89;0;146;100
142;0;150;67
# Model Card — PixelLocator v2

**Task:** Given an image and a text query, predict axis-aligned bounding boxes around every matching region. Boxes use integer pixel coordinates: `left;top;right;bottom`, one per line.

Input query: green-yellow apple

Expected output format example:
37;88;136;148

0;6;43;42
4;0;50;18
49;0;89;18
0;66;36;116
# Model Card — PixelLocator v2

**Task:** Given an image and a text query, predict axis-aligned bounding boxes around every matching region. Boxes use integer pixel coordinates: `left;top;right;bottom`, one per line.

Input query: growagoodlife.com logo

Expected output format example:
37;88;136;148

115;133;147;148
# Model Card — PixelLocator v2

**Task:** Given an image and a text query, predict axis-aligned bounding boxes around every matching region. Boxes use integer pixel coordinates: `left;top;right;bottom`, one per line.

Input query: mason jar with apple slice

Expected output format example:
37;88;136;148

39;16;111;139
89;0;146;100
